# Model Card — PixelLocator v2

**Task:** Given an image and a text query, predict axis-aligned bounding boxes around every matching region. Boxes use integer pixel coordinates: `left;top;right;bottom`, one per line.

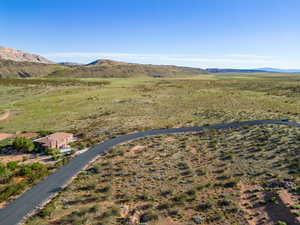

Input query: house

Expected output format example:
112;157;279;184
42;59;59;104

34;132;75;153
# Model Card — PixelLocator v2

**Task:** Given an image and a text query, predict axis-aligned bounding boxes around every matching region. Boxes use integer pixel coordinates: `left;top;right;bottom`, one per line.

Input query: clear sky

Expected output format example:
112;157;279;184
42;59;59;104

1;0;300;68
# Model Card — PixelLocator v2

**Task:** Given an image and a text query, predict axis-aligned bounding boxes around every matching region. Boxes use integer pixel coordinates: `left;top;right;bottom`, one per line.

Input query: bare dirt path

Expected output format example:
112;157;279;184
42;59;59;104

0;110;10;121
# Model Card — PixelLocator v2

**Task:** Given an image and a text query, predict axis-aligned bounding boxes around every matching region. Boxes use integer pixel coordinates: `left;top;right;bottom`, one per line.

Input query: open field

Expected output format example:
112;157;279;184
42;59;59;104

1;73;300;144
24;124;300;225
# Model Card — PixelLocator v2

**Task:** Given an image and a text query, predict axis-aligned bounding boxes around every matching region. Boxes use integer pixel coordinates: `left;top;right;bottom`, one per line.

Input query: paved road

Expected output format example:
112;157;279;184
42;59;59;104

0;119;299;225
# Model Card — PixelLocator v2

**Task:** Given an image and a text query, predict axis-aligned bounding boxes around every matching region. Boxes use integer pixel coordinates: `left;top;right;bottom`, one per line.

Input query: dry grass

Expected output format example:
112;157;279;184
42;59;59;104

25;124;300;225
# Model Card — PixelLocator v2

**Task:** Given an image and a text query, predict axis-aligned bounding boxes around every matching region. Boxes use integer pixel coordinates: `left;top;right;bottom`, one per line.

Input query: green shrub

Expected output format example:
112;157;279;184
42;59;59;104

0;163;9;177
20;167;32;176
7;161;18;170
31;162;45;170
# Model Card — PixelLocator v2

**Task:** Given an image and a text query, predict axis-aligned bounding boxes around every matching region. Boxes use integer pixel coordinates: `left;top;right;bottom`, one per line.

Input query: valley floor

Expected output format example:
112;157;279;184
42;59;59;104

1;73;300;224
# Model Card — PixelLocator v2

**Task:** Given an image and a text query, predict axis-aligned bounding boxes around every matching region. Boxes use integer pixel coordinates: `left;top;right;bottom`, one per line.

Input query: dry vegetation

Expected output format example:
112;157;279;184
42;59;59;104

1;74;300;224
1;75;300;145
25;124;300;225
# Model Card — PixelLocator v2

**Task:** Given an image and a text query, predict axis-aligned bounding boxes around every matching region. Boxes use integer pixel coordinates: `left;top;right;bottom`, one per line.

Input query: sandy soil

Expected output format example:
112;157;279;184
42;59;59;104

0;133;14;141
0;151;53;165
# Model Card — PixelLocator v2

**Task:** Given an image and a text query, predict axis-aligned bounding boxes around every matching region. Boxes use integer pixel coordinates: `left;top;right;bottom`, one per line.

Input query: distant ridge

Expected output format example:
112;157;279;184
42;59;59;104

206;68;267;73
257;67;300;73
206;68;300;73
0;46;53;64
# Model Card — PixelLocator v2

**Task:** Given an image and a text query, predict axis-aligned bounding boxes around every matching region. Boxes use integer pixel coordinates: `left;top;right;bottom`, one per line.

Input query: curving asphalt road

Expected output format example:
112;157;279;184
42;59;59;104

0;119;300;225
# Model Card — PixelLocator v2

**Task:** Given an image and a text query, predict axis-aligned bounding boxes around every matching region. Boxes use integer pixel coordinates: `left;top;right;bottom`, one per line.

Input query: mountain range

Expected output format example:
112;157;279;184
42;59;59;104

0;46;299;78
0;47;207;78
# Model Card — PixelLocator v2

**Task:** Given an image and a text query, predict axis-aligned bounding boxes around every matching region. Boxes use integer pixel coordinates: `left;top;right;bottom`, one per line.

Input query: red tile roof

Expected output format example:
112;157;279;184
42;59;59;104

35;132;73;148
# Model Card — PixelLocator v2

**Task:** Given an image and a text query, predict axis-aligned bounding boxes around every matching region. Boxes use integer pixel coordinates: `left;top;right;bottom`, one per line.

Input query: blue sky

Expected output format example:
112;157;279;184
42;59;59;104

1;0;300;68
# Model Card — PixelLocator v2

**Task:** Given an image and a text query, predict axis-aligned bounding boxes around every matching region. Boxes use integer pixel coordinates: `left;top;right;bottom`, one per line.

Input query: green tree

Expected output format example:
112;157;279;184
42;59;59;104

12;137;35;153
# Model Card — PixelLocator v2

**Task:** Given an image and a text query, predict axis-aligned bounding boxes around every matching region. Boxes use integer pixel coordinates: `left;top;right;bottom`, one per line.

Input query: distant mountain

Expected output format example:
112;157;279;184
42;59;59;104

0;46;53;64
86;59;125;66
206;68;268;73
58;62;84;66
256;68;300;73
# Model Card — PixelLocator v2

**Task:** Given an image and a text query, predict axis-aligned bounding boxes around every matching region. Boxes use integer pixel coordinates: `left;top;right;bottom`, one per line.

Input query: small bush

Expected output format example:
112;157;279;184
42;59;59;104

140;211;159;223
223;181;237;188
195;202;213;211
157;202;170;210
31;162;45;170
20;167;32;176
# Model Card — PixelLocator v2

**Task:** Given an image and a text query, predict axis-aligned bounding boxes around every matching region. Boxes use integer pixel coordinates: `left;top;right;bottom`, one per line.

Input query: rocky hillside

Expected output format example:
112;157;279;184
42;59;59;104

0;59;65;78
0;46;53;64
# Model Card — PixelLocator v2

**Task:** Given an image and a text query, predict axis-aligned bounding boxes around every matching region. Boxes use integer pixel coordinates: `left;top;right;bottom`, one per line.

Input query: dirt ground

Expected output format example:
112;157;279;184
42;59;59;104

0;133;14;141
0;151;54;165
0;110;10;121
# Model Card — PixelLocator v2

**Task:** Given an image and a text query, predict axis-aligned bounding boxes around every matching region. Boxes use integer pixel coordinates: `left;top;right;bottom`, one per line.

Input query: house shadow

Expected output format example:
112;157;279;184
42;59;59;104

263;191;300;225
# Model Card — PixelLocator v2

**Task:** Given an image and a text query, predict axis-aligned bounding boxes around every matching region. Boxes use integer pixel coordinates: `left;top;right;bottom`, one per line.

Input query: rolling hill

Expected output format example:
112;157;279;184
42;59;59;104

50;59;208;78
